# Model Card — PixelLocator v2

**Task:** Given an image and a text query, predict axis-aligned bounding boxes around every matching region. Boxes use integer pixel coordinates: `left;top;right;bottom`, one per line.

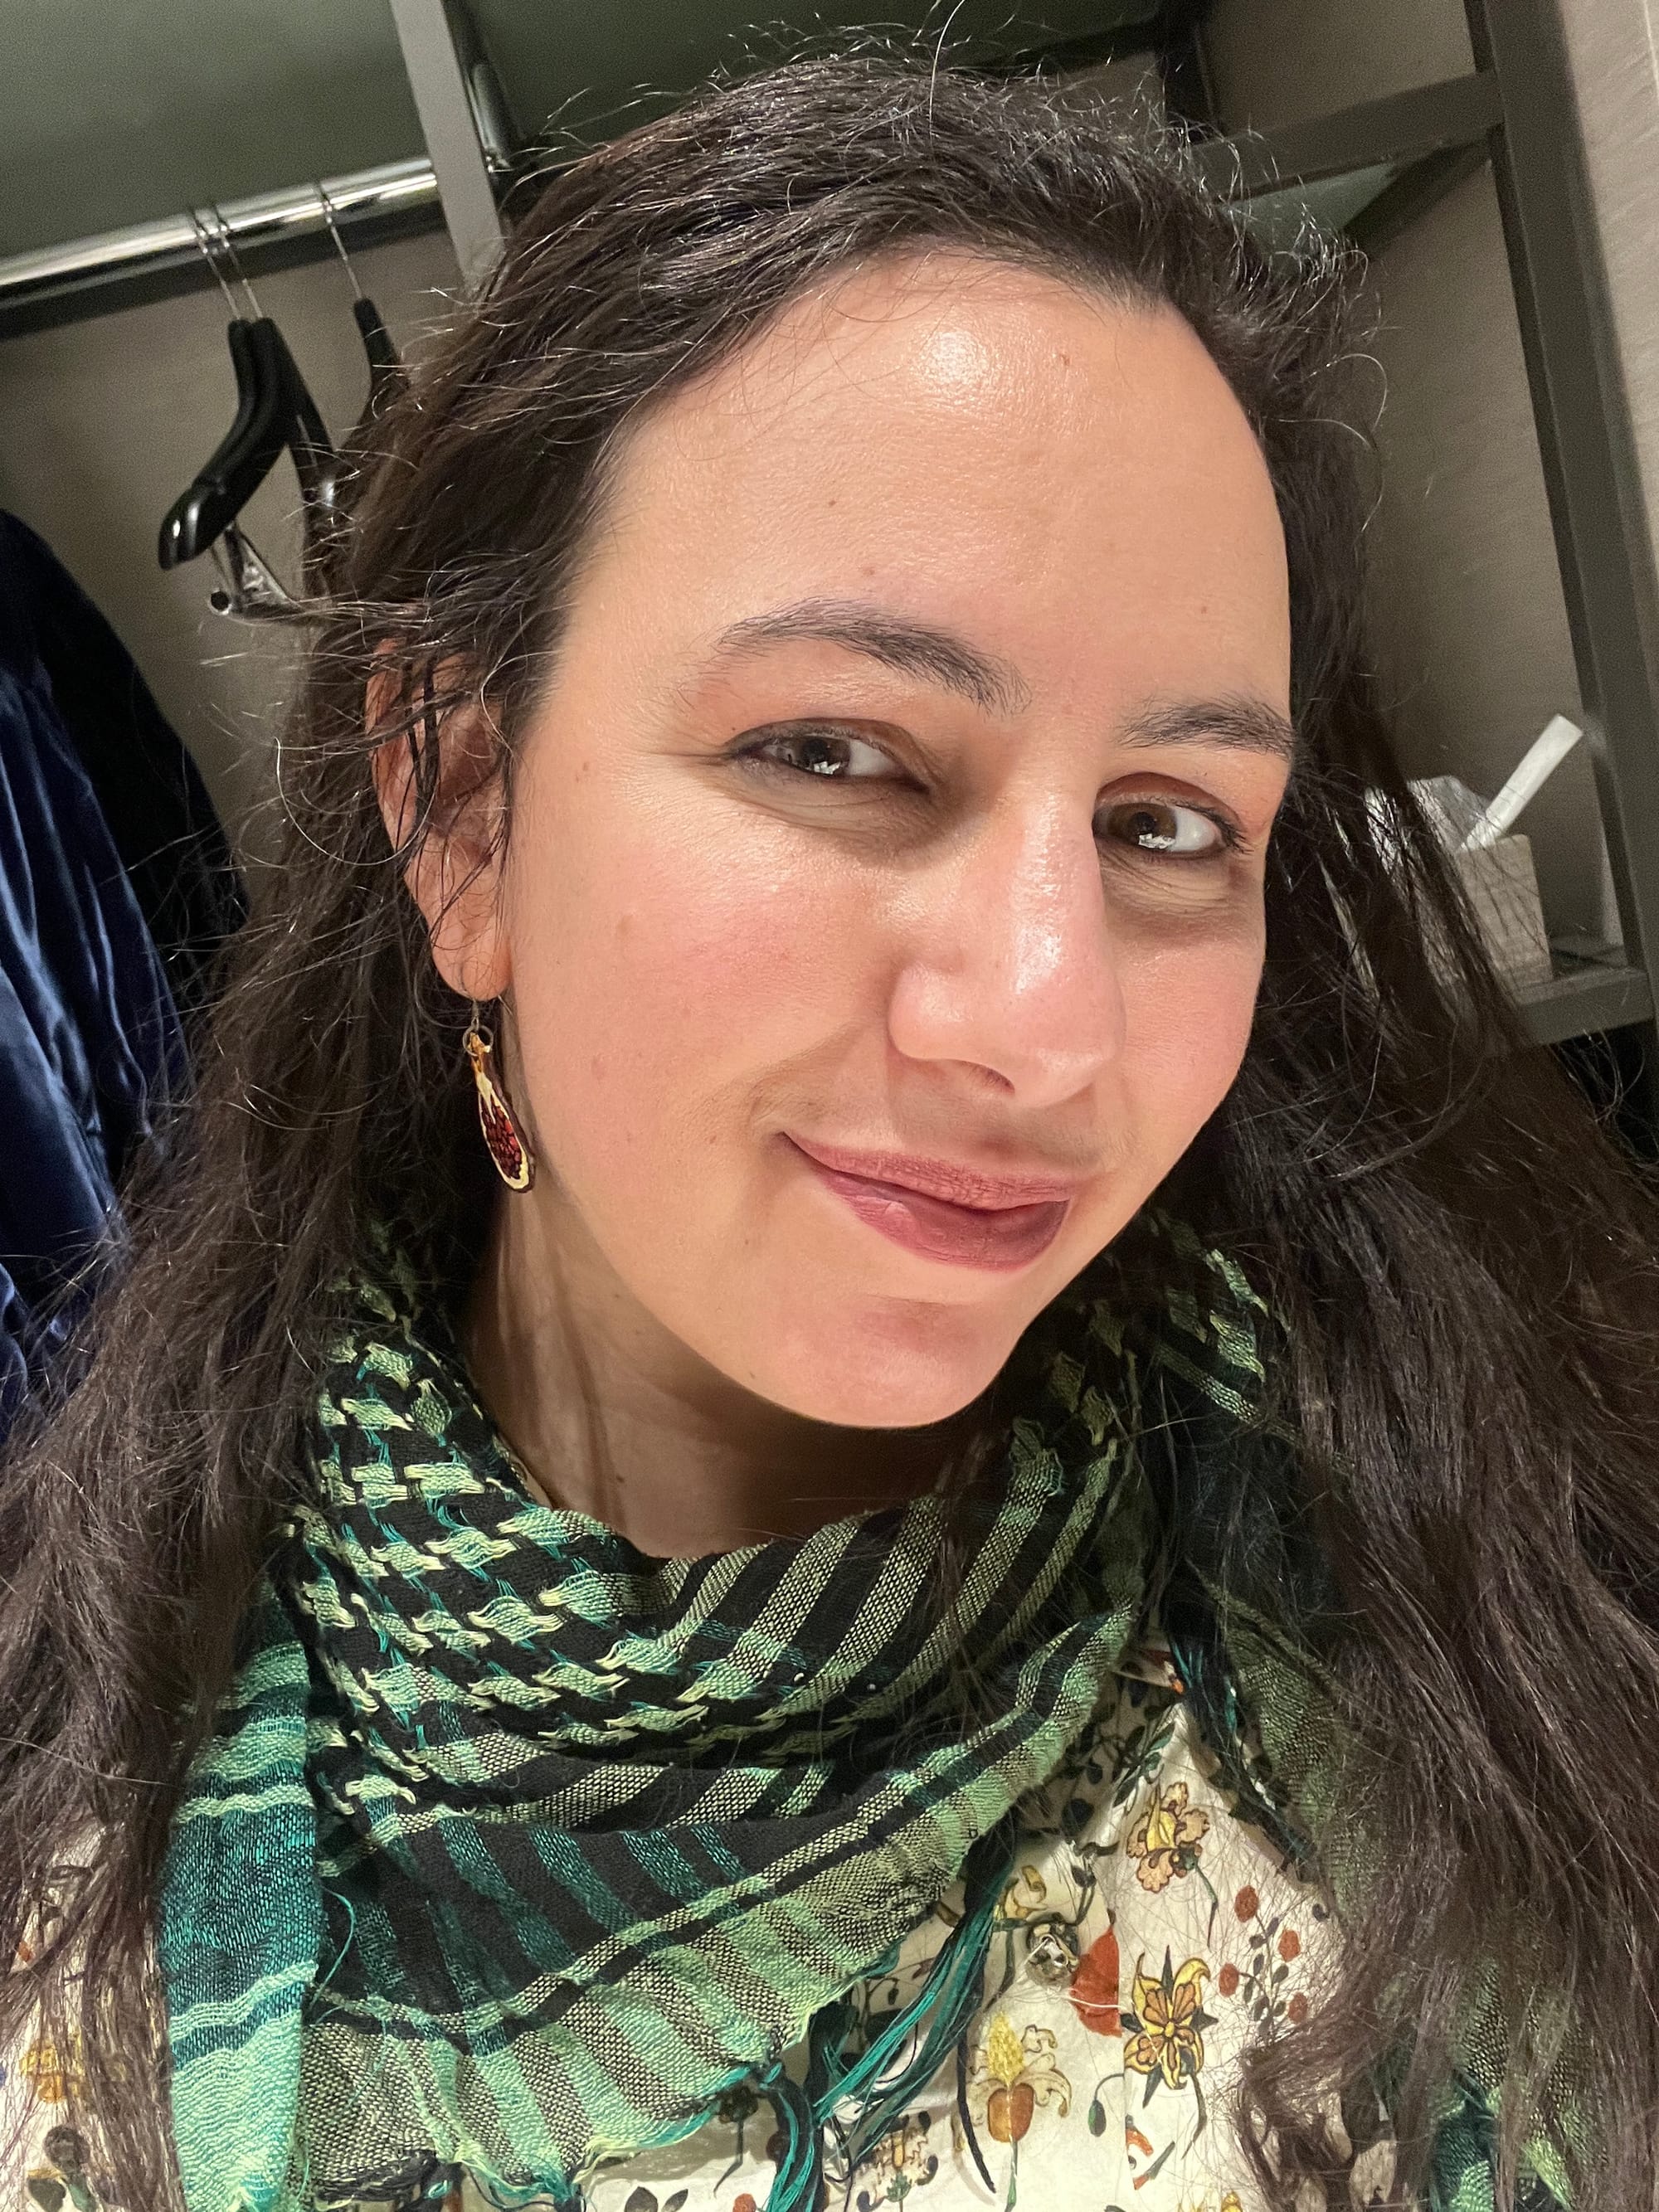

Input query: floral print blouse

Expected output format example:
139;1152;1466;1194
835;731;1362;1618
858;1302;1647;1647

3;1630;1399;2212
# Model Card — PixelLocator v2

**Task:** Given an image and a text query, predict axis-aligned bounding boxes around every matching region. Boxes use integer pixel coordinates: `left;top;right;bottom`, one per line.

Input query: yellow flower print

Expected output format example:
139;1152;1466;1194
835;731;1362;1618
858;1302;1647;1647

966;2011;1073;2144
1000;1864;1048;1920
1126;1780;1209;1894
19;2030;85;2105
1121;1948;1215;2095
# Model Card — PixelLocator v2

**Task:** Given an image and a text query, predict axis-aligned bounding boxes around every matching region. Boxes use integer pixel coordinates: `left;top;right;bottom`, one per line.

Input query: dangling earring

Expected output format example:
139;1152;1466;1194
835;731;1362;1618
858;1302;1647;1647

463;1000;535;1192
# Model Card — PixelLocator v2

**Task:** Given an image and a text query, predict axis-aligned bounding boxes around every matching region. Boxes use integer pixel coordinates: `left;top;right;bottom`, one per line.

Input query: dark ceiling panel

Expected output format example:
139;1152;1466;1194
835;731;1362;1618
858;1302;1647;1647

472;2;1163;146
0;1;1160;263
0;0;422;258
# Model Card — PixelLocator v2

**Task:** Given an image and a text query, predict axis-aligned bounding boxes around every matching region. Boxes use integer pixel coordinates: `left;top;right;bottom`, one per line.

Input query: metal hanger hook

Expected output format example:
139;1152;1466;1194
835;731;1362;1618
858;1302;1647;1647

204;202;261;320
315;180;364;301
209;522;297;617
187;209;243;320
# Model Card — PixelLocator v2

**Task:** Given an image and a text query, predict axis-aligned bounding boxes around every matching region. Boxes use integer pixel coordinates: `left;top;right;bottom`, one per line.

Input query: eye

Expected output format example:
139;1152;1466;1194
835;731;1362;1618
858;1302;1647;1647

725;731;1245;858
1098;797;1238;859
732;722;901;781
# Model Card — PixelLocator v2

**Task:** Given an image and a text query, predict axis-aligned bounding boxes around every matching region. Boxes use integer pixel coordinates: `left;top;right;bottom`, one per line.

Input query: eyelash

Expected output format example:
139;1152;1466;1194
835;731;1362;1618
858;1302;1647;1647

726;724;1246;860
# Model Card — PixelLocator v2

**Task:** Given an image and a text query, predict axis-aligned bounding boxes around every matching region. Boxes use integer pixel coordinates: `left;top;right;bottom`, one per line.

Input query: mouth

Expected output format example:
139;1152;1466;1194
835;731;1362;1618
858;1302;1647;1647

785;1135;1083;1209
783;1136;1073;1273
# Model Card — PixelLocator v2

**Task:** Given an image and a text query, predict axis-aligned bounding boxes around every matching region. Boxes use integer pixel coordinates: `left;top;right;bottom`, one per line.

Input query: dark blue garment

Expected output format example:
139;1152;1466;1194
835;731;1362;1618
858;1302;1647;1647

1;513;244;1025
0;534;188;1431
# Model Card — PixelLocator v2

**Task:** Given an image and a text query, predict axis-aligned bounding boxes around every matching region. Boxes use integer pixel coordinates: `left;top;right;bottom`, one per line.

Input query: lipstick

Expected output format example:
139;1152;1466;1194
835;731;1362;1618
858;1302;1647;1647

786;1139;1070;1271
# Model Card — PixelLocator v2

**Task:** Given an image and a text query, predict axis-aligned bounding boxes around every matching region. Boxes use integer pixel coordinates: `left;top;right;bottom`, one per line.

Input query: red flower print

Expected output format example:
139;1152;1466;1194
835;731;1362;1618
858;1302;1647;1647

1233;1884;1259;1920
734;2196;758;2212
1278;1928;1301;1962
1287;1992;1311;2025
1218;1962;1240;1996
1069;1928;1121;2036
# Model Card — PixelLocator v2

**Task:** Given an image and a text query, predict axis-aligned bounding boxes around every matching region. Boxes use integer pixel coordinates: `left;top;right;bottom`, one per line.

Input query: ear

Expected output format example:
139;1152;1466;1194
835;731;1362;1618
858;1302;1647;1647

368;661;513;1004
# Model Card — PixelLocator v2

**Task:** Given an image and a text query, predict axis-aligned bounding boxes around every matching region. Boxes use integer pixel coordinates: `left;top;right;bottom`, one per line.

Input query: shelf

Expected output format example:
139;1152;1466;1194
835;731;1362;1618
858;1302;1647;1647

1197;71;1502;202
1514;948;1654;1047
1198;71;1503;254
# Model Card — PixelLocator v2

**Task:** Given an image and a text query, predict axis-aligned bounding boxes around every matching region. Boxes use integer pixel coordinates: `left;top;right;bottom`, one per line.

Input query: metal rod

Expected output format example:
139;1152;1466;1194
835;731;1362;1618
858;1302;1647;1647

387;0;504;293
0;158;440;316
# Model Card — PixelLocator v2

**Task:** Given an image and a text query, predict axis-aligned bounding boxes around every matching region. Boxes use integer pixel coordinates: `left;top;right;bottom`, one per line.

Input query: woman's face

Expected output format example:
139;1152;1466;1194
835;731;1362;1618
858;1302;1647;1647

440;250;1292;1431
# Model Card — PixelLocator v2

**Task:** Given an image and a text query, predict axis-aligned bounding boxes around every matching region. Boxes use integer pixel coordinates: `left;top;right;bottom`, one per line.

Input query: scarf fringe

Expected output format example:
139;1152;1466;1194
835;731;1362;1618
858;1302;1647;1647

761;1817;1019;2210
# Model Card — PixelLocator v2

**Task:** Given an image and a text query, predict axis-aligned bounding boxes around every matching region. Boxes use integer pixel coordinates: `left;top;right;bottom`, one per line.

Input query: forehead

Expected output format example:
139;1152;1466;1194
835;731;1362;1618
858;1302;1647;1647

581;250;1290;700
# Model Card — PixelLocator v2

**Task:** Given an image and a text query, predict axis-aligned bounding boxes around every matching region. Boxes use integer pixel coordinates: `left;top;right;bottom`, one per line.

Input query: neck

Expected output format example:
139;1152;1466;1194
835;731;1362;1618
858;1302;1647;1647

460;1189;976;1558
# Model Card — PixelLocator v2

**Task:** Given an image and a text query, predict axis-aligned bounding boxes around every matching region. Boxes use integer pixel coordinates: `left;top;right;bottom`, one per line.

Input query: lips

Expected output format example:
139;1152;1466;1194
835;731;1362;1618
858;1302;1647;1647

786;1135;1082;1210
786;1138;1072;1272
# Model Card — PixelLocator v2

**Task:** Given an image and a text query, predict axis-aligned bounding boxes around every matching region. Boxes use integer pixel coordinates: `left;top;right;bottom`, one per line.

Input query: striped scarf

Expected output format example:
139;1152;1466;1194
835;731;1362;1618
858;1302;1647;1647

155;1216;1559;2212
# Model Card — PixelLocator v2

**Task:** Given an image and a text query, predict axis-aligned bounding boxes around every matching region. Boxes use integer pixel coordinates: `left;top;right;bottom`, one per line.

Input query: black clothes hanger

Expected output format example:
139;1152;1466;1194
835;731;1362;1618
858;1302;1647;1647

299;185;411;591
318;185;408;433
160;197;410;610
350;299;406;416
158;211;337;610
157;317;333;568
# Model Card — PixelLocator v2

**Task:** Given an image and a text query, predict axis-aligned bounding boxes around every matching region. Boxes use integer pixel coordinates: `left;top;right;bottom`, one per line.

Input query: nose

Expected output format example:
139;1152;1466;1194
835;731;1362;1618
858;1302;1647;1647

886;794;1126;1109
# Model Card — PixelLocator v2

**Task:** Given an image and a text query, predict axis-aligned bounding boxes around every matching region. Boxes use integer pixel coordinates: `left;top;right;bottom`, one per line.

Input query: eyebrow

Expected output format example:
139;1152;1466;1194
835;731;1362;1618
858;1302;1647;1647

1117;693;1300;766
707;597;1297;765
712;597;1030;717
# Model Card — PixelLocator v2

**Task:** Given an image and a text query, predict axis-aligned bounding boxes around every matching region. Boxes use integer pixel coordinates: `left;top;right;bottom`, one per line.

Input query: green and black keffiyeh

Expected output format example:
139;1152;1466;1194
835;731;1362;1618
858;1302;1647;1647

156;1214;1571;2212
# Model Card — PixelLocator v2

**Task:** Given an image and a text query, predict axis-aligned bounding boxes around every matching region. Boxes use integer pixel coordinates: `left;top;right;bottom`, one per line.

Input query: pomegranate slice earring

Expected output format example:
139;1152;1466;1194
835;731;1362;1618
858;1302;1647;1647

463;1000;535;1192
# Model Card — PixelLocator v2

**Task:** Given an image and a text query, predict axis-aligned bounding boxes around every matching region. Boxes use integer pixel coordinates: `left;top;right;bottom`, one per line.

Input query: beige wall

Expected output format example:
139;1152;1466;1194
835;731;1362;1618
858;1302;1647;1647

0;227;461;863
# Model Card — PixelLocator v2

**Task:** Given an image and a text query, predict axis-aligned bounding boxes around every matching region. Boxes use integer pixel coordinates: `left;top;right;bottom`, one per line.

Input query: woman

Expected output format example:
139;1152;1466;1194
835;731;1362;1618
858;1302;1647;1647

3;46;1657;2212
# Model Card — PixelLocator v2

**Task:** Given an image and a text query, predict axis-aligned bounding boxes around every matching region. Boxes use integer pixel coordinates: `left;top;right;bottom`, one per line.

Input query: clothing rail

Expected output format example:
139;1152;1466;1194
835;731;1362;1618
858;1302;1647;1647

0;158;447;325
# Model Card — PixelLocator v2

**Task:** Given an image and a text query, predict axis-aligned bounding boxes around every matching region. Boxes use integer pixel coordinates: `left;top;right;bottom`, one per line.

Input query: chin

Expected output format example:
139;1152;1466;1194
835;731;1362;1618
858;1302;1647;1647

753;1291;1028;1431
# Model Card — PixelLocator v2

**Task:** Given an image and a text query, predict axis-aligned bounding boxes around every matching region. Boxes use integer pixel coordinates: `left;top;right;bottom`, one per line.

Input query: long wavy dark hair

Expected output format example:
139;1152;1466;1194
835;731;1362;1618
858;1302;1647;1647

4;44;1657;2212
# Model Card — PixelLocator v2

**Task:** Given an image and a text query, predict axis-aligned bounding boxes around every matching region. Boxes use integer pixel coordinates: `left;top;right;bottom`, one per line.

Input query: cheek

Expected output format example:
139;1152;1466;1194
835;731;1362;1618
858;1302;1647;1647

1119;920;1264;1139
499;782;862;1175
